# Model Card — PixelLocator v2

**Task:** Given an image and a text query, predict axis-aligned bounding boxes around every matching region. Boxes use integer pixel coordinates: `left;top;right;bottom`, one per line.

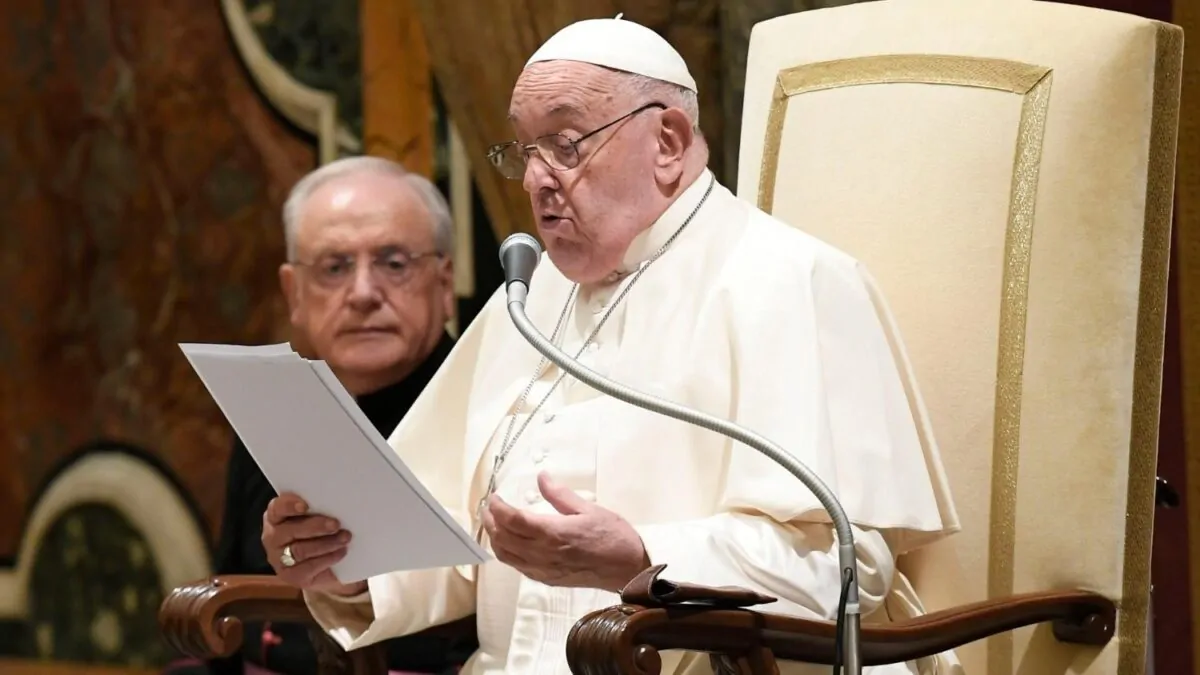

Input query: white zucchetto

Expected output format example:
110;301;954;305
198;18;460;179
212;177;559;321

524;14;697;92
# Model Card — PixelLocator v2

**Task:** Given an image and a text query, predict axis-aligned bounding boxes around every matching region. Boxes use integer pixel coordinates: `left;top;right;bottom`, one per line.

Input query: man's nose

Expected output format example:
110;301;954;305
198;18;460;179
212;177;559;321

347;264;382;305
522;154;557;194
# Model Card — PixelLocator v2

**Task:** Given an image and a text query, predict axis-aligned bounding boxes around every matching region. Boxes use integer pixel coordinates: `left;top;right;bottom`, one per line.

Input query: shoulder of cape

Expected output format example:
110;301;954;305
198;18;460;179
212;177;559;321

726;205;865;278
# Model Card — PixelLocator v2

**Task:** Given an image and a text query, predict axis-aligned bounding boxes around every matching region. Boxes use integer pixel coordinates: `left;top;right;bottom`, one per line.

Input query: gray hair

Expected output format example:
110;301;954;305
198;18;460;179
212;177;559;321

281;155;454;262
619;72;702;134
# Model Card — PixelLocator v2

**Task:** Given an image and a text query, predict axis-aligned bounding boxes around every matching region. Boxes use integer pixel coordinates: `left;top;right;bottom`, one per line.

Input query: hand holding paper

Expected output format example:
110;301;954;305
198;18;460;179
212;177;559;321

261;492;365;595
179;342;490;585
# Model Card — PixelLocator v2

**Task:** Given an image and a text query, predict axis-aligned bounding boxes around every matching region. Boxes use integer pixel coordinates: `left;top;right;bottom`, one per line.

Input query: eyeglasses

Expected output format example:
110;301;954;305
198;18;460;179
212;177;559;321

292;247;442;290
486;102;666;180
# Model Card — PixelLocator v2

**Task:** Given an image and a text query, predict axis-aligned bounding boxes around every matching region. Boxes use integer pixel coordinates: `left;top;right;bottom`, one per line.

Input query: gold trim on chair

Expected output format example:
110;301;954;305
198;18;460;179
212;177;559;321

755;39;1182;674
1161;1;1200;672
756;53;1056;675
1118;21;1184;675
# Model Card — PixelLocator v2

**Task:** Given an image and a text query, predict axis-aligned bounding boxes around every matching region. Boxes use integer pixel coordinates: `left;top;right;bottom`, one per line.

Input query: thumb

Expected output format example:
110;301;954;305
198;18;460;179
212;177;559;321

538;472;589;515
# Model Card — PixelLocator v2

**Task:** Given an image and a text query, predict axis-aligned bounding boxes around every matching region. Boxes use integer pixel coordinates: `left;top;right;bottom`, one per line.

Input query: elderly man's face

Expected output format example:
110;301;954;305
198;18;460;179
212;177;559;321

508;61;671;284
279;172;454;394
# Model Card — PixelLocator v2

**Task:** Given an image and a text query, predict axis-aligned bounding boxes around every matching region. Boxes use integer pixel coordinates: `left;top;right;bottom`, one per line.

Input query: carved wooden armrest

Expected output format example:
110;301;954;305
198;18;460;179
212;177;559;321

158;575;319;659
159;575;477;675
566;565;1116;675
159;575;394;675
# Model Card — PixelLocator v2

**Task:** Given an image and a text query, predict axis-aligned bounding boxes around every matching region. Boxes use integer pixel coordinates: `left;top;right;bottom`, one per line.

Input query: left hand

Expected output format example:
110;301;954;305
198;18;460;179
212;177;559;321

483;472;650;592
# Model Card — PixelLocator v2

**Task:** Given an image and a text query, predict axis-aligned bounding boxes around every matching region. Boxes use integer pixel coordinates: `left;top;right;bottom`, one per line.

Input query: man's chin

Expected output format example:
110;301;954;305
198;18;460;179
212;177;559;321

329;335;407;371
544;247;595;284
339;329;399;342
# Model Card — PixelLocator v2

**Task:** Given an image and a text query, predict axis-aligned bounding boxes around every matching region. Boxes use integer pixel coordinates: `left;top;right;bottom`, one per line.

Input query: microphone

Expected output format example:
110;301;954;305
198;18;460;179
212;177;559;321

498;233;541;304
497;234;862;675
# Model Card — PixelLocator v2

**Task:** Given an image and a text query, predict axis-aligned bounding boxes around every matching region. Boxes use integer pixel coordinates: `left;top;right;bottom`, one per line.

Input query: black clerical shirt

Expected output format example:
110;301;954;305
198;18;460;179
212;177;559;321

206;333;476;675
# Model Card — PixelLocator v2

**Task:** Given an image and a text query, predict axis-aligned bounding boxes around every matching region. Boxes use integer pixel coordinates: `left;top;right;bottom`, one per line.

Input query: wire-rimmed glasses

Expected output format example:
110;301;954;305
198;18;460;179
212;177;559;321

291;247;442;290
486;102;666;180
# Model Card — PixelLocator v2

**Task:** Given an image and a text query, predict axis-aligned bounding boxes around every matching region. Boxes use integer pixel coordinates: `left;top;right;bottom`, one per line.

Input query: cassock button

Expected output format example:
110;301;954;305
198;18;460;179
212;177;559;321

525;490;541;504
543;412;555;423
532;448;546;463
587;342;600;353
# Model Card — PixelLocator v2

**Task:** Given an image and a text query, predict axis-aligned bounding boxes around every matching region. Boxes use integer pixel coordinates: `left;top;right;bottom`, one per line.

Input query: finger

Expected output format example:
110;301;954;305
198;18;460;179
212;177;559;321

537;473;589;516
490;536;535;568
488;521;537;557
288;531;352;566
302;548;350;587
284;515;343;542
488;496;550;539
481;502;498;539
488;518;563;568
266;493;309;525
483;503;539;563
492;544;563;586
282;547;349;588
263;516;343;556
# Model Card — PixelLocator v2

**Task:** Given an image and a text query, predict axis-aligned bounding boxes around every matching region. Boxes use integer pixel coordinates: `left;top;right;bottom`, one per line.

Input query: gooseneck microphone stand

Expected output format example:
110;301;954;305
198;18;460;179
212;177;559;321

498;234;862;675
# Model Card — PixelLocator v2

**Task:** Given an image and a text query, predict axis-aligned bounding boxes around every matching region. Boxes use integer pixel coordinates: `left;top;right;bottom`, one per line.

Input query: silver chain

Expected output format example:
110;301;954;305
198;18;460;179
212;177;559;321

475;174;716;529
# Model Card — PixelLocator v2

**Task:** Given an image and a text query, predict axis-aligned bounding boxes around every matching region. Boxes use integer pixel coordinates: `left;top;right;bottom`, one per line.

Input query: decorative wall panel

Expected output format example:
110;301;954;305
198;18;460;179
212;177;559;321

0;0;315;664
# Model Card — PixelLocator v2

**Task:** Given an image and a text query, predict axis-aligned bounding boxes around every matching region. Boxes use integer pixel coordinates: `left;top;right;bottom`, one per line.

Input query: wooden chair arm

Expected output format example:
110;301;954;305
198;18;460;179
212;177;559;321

158;575;319;659
158;575;392;675
158;575;477;675
566;567;1115;675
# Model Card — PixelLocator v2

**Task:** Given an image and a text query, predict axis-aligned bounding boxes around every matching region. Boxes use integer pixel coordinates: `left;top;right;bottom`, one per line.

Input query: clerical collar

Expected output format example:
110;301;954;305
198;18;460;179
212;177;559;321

355;332;454;436
615;169;714;276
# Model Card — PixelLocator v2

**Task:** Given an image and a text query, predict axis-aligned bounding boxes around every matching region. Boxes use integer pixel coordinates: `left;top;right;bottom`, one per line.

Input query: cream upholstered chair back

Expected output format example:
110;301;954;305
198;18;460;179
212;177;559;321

737;1;1182;673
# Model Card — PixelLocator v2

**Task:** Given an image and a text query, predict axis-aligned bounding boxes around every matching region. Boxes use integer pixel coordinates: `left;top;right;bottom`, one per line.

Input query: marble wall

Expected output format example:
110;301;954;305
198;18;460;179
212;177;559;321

0;0;316;664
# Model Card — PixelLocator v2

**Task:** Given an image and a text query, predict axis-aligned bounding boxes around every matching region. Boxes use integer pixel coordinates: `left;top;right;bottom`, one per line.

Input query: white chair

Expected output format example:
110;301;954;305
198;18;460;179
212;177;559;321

566;1;1184;673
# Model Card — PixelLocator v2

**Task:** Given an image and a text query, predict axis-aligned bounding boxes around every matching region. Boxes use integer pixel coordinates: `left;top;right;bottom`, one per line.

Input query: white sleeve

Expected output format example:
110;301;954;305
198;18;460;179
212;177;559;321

637;514;894;619
305;565;476;650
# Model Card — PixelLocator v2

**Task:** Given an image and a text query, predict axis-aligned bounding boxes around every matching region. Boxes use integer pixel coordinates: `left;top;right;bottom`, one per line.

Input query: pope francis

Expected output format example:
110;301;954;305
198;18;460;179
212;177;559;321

261;15;961;675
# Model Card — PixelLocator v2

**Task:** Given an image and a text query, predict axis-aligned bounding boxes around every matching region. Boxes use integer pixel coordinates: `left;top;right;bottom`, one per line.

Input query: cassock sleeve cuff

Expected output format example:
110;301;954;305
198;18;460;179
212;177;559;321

303;588;375;651
634;520;714;583
322;588;372;604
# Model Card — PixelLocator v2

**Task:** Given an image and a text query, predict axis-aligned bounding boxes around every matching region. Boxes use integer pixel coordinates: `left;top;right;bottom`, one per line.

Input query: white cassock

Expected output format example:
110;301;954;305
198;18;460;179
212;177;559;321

305;169;962;675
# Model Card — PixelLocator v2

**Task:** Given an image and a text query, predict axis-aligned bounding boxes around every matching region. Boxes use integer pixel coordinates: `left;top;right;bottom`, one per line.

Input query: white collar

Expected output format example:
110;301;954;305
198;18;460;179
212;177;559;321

614;169;714;277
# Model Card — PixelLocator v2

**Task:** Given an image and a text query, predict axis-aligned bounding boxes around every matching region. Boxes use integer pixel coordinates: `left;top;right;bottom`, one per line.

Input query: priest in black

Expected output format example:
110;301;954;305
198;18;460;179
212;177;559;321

165;157;479;675
207;333;474;675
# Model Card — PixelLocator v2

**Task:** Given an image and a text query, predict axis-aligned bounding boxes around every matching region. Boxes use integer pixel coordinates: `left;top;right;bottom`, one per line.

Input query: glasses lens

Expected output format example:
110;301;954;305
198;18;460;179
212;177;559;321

488;143;525;179
487;136;579;179
536;135;578;171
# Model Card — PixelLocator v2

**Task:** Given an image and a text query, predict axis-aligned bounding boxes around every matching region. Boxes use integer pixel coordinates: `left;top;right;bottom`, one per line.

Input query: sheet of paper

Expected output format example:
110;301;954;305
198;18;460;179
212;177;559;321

179;342;490;582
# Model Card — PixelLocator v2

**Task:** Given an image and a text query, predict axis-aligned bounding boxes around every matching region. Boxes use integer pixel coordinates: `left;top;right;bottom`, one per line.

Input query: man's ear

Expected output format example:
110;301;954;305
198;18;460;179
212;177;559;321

440;257;457;320
279;263;301;324
655;107;694;181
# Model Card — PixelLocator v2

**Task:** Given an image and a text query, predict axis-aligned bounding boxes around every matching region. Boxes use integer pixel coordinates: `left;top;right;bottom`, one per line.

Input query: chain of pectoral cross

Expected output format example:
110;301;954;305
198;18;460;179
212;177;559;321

473;174;716;541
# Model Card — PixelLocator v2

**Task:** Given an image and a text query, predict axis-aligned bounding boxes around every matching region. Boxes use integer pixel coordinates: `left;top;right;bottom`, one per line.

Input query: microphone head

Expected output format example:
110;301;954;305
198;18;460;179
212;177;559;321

499;232;542;262
499;233;543;289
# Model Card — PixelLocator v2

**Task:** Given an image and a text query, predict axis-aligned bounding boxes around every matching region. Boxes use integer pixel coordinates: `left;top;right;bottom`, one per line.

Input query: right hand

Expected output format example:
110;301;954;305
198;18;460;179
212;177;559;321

262;492;366;595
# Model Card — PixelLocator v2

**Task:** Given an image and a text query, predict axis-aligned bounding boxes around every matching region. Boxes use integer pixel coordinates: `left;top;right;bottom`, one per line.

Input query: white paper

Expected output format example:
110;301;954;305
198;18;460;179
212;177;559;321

179;342;490;582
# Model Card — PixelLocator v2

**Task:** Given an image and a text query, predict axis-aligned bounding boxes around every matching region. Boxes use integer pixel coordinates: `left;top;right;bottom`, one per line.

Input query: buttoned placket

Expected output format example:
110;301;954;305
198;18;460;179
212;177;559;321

485;267;638;518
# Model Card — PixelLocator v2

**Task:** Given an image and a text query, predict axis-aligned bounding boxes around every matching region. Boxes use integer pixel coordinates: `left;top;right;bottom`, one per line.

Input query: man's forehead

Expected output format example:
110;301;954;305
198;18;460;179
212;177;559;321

306;173;416;218
296;177;430;251
299;214;411;248
508;62;618;122
507;97;593;123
